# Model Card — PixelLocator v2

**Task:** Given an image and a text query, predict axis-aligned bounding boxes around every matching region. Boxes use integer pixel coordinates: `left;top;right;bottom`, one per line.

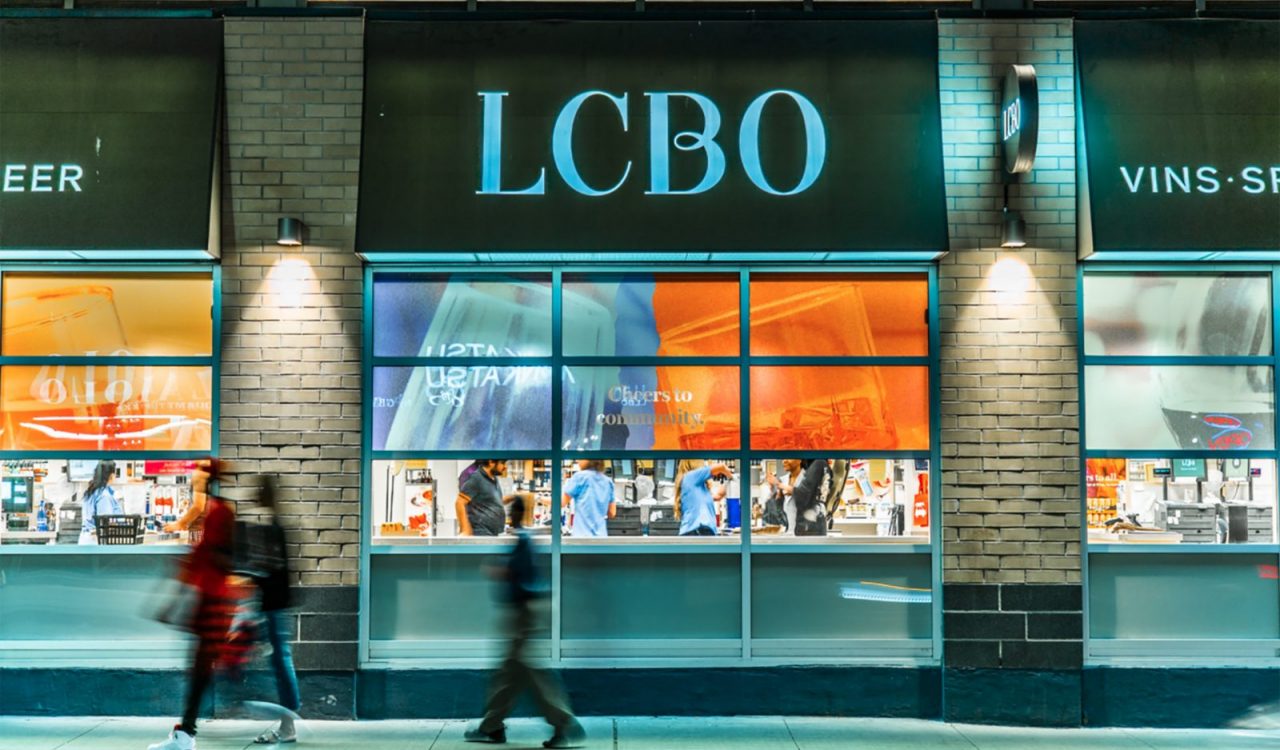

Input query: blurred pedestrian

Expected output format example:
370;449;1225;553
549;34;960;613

150;458;238;750
247;475;300;745
464;493;585;748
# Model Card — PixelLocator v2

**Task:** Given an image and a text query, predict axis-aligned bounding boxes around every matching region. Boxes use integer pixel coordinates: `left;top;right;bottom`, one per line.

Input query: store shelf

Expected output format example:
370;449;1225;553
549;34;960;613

1088;543;1280;554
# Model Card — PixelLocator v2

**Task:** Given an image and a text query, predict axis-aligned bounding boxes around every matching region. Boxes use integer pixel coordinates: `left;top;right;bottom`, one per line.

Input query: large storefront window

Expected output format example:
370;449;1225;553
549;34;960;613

363;266;938;664
0;270;216;549
1082;268;1280;661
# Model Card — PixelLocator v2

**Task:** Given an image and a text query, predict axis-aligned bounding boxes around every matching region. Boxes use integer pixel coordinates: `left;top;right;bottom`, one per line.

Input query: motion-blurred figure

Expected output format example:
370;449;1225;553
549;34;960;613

464;493;585;749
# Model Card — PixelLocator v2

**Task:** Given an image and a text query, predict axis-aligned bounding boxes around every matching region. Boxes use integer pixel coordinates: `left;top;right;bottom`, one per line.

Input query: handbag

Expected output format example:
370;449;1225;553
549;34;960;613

222;605;264;676
149;579;200;633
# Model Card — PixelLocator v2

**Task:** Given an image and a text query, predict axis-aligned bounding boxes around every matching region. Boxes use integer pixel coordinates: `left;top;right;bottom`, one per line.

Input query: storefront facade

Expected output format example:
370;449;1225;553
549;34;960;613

1074;18;1280;724
353;17;947;714
0;7;1276;727
0;17;223;678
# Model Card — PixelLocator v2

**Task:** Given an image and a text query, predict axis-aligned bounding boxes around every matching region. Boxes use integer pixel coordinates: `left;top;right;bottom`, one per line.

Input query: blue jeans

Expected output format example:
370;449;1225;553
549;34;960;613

264;609;301;712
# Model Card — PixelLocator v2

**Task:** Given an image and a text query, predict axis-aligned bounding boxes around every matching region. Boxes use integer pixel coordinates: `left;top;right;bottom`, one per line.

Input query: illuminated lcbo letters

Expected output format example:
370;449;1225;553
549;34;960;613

1002;98;1021;142
476;89;827;197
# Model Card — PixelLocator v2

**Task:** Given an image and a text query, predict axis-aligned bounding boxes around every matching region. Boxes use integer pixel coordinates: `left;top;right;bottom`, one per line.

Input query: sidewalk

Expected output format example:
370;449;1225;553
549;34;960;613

3;716;1278;750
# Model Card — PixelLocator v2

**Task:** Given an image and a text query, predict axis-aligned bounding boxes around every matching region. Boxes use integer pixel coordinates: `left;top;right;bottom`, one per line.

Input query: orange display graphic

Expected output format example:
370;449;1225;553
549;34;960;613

652;275;739;357
749;274;929;357
1086;458;1127;529
654;365;741;450
750;366;929;451
0;365;212;451
3;273;213;356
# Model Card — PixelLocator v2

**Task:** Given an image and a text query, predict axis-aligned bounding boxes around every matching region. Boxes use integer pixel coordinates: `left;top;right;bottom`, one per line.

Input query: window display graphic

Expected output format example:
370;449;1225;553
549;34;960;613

1085;365;1275;452
1085;274;1276;451
750;275;929;357
373;276;552;358
563;275;739;357
562;366;740;451
751;366;928;451
374;366;552;452
2;274;214;357
1084;274;1271;357
0;365;212;451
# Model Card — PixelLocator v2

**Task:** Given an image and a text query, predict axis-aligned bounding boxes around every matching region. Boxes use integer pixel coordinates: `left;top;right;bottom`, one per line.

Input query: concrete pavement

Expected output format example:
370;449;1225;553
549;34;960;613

2;716;1278;750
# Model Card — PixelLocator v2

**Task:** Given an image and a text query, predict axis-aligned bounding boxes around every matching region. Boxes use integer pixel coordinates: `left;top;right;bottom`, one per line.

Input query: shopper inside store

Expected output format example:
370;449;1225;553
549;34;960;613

1;458;203;546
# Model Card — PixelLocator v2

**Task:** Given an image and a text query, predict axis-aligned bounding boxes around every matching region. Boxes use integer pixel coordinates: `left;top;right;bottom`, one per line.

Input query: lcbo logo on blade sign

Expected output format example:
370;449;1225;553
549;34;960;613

477;89;828;197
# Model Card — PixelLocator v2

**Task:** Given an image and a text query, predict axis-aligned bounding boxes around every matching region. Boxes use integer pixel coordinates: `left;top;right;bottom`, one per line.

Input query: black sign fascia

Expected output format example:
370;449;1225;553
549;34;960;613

356;20;948;258
1076;20;1280;259
0;18;222;259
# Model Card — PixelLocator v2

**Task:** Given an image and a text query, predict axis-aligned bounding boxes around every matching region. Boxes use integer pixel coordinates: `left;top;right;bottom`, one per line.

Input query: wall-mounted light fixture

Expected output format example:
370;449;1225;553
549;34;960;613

1001;207;1026;249
276;217;305;247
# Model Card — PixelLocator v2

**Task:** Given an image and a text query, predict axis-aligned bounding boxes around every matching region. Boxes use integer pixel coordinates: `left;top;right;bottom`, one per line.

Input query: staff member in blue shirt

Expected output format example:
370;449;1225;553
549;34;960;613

78;460;120;545
561;459;616;537
675;460;733;537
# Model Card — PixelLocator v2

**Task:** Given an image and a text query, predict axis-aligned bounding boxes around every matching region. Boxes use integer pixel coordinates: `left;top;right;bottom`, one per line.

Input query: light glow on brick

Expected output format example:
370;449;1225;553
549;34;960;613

267;256;318;309
986;254;1035;296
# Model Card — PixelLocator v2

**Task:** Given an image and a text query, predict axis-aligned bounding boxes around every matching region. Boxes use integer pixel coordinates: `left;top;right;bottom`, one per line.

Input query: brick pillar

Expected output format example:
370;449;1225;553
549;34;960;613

937;19;1083;725
219;16;364;718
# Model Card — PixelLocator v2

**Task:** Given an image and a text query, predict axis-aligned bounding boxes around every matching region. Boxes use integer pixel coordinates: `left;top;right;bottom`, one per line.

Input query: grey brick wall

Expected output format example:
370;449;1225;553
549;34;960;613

938;19;1080;587
220;17;365;589
219;18;364;690
937;19;1083;725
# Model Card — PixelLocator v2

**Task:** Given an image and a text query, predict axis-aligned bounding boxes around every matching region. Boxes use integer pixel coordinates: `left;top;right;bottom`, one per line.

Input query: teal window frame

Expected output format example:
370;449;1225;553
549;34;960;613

0;262;221;669
1079;262;1280;666
0;262;221;465
360;262;942;667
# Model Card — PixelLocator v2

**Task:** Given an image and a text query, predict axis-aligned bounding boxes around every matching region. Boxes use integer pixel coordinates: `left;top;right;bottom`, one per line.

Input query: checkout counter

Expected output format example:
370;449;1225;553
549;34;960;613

366;457;933;544
1087;457;1277;545
564;459;740;541
752;458;930;543
371;458;555;543
0;459;199;547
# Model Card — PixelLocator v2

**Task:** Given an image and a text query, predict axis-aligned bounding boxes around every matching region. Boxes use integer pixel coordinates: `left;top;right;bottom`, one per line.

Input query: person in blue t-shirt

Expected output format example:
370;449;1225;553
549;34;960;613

675;460;733;537
561;459;616;538
78;460;120;545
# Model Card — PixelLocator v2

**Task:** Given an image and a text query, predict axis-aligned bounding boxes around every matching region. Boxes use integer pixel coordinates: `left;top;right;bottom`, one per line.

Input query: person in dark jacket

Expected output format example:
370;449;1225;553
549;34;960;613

791;459;833;537
465;494;585;749
251;475;300;745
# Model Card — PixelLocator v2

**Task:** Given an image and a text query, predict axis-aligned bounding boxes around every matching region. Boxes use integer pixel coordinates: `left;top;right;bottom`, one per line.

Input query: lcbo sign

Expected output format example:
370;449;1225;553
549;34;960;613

477;89;828;197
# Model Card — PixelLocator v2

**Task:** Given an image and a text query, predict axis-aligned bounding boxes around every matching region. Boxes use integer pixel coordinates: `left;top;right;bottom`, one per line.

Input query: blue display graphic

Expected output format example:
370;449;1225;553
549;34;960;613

373;366;552;451
372;276;554;451
373;276;552;358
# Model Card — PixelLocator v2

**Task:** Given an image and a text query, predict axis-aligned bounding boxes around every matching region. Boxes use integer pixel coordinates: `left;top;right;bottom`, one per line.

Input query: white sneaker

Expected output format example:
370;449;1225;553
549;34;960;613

147;727;196;750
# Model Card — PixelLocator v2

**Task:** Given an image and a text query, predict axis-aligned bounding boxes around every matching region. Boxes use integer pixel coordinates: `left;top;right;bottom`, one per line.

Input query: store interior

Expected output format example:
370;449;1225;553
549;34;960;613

1;459;199;546
370;457;930;543
1087;457;1277;544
